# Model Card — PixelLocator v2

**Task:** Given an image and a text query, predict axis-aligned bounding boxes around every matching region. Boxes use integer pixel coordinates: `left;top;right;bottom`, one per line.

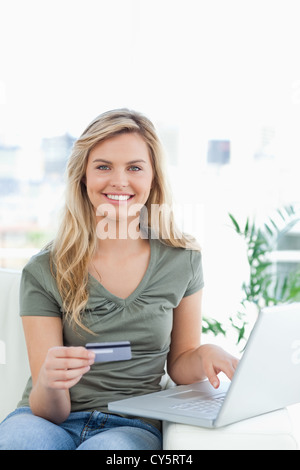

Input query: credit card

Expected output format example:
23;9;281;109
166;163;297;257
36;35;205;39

85;341;132;363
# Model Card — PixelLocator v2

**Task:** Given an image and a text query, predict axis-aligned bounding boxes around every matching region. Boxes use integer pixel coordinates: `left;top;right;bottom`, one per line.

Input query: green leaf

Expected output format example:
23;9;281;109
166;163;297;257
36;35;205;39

244;218;249;236
228;213;241;234
229;316;248;344
255;262;272;275
269;217;279;232
202;317;226;336
264;223;273;236
250;222;256;242
277;208;286;221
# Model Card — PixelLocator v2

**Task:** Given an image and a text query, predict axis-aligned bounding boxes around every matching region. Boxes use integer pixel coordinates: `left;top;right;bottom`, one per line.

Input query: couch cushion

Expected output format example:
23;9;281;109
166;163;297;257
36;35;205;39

162;408;298;450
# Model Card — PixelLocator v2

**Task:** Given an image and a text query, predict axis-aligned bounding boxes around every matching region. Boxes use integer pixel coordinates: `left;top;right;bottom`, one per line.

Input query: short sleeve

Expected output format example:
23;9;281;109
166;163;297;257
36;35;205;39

183;250;204;297
19;265;62;318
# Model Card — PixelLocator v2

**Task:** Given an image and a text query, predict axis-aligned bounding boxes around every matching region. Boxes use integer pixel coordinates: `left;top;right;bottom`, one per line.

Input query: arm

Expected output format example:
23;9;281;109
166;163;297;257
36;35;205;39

167;290;238;388
22;316;95;424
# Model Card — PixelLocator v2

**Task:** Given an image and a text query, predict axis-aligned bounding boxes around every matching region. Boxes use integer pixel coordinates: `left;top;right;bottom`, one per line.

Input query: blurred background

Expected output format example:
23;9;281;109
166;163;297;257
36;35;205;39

0;0;300;345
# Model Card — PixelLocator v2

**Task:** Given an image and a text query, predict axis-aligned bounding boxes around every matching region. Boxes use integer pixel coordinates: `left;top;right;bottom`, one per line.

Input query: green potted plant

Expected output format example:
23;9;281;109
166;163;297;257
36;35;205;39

203;205;300;348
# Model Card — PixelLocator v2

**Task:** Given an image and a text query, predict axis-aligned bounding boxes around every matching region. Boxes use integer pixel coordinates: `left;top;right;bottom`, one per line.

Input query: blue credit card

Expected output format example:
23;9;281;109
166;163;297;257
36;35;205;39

85;341;132;363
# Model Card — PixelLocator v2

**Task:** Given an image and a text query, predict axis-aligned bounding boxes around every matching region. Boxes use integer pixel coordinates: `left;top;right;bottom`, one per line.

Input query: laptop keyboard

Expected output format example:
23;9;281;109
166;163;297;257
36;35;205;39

170;395;225;414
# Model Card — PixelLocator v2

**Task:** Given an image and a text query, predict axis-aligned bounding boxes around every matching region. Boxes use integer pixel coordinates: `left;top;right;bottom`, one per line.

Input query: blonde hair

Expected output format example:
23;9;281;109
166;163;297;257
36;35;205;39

50;109;200;332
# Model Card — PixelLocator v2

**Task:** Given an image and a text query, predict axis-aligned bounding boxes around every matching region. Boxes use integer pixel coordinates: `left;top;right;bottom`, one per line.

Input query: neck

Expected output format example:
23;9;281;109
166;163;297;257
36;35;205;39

94;211;148;251
94;231;149;258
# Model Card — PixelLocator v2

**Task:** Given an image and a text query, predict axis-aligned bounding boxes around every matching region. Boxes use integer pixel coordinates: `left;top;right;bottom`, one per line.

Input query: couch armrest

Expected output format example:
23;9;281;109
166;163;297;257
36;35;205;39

0;269;30;422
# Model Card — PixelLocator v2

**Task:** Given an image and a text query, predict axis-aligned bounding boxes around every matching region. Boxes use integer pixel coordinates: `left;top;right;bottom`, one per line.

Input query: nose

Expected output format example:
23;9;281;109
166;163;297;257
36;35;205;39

109;168;129;189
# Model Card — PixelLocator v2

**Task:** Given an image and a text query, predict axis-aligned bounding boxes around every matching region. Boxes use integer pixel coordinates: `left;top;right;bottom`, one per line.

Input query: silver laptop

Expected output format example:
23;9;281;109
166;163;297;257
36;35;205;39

108;303;300;428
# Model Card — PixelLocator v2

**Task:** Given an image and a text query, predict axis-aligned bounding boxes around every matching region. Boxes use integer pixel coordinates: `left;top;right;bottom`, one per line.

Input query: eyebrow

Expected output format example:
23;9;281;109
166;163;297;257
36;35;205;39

92;158;147;165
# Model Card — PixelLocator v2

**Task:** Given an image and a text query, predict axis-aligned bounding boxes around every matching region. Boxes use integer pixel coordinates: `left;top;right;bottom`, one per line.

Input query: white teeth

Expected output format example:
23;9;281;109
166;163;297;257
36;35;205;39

106;194;132;201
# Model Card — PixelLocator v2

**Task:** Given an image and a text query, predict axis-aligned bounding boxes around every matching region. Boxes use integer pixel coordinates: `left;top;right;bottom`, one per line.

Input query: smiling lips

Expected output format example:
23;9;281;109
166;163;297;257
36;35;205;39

104;193;134;201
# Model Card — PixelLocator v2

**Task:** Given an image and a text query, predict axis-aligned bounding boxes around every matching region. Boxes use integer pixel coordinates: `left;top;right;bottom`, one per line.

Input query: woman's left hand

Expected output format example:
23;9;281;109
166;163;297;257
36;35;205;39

197;344;239;389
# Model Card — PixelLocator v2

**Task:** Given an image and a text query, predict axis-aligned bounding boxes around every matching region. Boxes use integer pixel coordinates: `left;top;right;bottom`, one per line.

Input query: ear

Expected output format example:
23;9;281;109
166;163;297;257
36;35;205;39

81;175;87;186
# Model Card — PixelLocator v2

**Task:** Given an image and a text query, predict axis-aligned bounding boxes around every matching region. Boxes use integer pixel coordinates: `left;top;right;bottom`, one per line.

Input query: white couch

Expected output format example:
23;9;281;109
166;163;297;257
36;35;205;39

0;268;299;450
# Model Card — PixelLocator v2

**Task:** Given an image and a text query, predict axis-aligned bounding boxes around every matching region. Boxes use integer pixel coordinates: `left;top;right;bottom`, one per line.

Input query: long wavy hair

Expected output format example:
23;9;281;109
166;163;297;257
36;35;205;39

50;109;200;332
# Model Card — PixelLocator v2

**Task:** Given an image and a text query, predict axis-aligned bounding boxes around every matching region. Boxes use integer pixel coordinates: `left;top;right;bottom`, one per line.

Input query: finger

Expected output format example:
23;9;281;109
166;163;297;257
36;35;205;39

217;358;239;382
50;346;95;360
233;358;239;370
46;365;91;389
53;357;94;370
52;364;91;381
50;375;84;390
223;356;240;379
208;376;220;389
204;363;220;389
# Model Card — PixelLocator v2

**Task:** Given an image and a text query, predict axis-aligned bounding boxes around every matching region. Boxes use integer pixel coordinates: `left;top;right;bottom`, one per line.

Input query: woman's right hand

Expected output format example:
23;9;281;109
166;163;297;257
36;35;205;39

38;346;95;390
22;317;95;423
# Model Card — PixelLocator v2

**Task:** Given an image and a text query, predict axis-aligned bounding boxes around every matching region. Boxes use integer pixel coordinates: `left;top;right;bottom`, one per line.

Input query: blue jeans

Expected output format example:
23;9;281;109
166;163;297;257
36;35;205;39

0;407;162;450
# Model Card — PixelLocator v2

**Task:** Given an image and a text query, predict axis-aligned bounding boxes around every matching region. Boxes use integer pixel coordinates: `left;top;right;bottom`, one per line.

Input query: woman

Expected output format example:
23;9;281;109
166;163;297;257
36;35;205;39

0;109;238;450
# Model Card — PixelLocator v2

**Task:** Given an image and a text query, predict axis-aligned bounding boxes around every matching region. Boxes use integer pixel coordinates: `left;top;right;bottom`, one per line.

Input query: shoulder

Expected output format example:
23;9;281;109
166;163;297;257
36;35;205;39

20;249;63;317
151;237;203;281
23;249;52;279
21;248;58;296
147;238;204;304
151;237;202;265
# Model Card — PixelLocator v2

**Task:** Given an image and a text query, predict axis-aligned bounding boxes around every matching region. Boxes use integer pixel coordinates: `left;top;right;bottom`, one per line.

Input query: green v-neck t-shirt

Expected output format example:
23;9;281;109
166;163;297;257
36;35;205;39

17;237;204;427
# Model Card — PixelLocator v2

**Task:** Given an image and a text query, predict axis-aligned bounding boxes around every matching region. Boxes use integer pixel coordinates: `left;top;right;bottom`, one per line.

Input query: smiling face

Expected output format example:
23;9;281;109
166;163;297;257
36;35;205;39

85;132;154;227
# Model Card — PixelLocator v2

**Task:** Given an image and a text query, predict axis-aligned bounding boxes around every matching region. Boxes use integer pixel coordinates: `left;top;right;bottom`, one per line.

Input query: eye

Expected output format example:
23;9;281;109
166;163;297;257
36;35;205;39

128;165;141;171
97;165;110;170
